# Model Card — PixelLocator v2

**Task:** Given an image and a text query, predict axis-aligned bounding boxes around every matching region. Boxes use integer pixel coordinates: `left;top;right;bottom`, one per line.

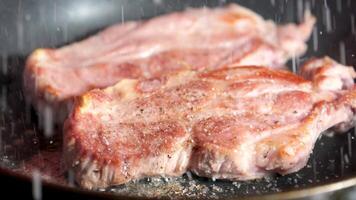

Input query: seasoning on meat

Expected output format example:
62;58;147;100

64;57;356;189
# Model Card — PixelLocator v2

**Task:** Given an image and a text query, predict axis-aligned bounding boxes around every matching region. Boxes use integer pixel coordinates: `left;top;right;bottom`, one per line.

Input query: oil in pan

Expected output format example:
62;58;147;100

1;0;356;200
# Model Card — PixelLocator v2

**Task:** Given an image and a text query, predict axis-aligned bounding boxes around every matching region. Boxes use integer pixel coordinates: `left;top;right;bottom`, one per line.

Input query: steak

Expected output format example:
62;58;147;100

64;57;356;189
23;4;315;123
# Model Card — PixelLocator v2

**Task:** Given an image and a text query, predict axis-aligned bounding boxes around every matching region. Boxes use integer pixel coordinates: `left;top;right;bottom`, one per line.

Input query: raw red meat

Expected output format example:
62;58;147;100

23;4;315;122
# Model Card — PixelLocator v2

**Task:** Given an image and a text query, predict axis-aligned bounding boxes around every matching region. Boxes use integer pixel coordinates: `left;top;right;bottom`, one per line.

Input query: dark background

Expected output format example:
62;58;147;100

0;0;356;199
0;0;354;57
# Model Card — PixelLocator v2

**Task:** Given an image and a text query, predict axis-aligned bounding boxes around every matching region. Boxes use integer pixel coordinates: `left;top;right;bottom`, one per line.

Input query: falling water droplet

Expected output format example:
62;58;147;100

25;13;31;21
323;2;332;33
17;1;24;52
344;154;350;165
297;0;303;22
279;1;284;13
312;26;318;52
186;171;193;181
339;41;346;65
1;53;7;76
311;0;316;8
43;106;54;137
153;0;163;5
63;23;68;42
304;1;311;14
270;0;275;6
341;146;344;176
1;86;6;112
336;0;342;13
348;132;352;158
32;169;42;200
218;0;227;6
351;14;355;35
53;2;57;23
312;157;317;181
332;15;337;31
0;129;2;156
292;55;297;73
68;169;75;187
121;5;125;24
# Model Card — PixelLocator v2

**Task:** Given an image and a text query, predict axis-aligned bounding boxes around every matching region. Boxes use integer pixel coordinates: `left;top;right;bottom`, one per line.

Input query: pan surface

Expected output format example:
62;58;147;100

1;0;356;199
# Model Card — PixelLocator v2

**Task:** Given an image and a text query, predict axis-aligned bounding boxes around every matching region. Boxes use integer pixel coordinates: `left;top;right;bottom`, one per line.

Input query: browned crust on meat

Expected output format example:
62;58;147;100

200;66;308;84
64;60;356;189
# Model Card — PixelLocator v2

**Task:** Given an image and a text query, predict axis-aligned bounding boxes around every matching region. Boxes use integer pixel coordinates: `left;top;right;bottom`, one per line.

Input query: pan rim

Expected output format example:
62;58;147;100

1;165;356;200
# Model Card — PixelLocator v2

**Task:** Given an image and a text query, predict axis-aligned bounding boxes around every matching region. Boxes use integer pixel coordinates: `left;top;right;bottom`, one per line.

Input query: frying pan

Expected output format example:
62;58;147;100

1;0;356;199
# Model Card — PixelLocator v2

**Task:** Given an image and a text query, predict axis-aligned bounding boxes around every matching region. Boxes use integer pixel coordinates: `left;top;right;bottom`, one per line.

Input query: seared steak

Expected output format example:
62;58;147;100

64;57;356;189
24;4;315;122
